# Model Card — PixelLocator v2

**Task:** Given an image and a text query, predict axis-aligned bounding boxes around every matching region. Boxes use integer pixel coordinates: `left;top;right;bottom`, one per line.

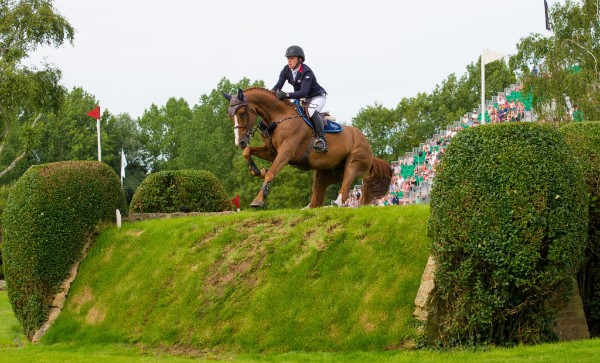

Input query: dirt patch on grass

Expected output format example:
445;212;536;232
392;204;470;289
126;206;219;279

102;245;115;262
126;229;145;237
86;306;106;324
203;221;282;296
72;287;94;313
194;226;224;249
305;229;316;239
326;222;341;234
360;311;377;332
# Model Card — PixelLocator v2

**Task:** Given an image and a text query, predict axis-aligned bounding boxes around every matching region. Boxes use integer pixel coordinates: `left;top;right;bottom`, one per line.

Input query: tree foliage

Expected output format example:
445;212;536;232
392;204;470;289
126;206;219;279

510;0;600;120
0;0;74;179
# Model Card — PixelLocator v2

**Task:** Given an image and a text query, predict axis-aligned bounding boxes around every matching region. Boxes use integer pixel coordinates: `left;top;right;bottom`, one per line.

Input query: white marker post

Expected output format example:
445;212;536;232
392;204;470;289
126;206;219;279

96;118;101;161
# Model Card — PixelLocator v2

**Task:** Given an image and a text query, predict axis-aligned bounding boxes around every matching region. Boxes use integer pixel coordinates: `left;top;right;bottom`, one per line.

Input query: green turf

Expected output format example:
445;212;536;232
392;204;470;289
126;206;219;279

0;290;26;347
1;339;600;362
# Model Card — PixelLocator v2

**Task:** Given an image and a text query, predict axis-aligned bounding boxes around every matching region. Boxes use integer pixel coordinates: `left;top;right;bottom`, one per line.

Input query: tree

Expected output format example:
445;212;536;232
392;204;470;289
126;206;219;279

138;97;192;171
352;103;401;160
510;0;600;120
0;0;74;181
33;87;101;163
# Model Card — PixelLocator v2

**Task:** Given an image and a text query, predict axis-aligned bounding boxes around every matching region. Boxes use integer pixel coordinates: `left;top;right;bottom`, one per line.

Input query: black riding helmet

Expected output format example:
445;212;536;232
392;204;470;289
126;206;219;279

285;45;305;62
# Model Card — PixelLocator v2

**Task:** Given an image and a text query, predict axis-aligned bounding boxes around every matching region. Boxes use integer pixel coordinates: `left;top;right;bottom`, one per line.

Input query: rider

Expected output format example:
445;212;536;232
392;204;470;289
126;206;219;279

272;45;328;153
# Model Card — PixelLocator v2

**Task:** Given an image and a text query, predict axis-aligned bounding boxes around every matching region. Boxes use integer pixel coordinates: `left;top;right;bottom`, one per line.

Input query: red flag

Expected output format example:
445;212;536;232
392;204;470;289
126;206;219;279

231;195;241;209
87;105;100;119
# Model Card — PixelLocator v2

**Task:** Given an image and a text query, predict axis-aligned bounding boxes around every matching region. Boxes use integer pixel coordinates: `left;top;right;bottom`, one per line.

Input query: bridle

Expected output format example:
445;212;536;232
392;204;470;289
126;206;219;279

228;96;302;142
228;98;260;140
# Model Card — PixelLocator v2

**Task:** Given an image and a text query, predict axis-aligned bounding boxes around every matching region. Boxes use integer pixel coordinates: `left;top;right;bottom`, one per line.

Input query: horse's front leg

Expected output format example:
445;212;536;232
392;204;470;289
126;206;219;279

243;145;274;179
249;149;293;208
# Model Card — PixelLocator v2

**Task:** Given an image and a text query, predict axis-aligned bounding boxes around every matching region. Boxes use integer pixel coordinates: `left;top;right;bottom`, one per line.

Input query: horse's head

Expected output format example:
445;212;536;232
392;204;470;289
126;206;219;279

222;88;259;149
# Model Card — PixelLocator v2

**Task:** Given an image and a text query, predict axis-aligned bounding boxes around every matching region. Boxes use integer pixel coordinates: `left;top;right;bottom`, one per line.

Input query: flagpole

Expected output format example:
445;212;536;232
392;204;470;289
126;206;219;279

96;118;101;161
481;49;485;125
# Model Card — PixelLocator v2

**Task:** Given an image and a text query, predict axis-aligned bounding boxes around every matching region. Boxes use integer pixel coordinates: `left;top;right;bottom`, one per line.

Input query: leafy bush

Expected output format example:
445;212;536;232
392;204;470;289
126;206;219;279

0;183;14;280
560;121;600;337
2;161;126;339
129;169;231;213
427;122;588;346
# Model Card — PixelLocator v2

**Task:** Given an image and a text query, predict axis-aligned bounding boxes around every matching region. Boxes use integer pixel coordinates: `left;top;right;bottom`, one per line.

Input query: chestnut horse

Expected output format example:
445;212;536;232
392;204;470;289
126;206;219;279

222;87;392;208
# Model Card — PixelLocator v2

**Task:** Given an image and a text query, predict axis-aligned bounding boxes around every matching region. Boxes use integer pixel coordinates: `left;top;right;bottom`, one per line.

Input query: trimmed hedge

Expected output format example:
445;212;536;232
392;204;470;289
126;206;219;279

427;122;588;346
129;169;231;213
2;161;126;339
0;183;13;280
559;121;600;337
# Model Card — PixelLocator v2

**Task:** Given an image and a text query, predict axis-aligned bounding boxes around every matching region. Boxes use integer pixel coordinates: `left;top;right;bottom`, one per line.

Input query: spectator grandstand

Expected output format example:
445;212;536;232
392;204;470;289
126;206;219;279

341;82;541;207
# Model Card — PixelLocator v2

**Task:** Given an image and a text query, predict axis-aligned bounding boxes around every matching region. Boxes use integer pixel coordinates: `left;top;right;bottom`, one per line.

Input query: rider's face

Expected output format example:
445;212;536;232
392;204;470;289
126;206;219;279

287;56;300;70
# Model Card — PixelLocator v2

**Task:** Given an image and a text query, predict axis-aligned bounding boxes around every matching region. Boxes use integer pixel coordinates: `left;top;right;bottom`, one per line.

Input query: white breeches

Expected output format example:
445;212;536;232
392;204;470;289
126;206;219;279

305;95;327;117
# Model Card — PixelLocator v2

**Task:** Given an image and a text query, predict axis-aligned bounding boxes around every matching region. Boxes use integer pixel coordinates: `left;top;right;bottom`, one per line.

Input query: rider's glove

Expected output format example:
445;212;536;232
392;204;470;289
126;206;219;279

276;90;287;100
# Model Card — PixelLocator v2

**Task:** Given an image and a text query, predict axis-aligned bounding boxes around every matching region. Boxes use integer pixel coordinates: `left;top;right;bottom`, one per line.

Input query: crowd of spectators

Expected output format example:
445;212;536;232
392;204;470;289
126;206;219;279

487;84;527;123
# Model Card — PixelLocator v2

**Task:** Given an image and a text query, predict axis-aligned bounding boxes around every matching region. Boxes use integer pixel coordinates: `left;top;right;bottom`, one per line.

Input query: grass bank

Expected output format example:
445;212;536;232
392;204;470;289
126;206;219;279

43;205;431;353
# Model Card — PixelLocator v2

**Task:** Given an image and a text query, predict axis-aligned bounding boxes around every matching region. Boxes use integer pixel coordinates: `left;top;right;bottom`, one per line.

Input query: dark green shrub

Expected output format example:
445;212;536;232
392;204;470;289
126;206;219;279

560;121;600;337
0;183;13;280
2;161;126;339
129;169;230;213
427;122;588;346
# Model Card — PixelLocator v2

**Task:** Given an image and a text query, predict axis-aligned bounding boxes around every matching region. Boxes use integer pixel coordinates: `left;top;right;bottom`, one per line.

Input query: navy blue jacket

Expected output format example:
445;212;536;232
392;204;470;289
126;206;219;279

272;63;326;99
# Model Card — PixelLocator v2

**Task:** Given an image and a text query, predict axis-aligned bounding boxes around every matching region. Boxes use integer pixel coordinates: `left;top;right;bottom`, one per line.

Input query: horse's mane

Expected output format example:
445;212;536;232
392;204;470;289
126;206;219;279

243;87;297;109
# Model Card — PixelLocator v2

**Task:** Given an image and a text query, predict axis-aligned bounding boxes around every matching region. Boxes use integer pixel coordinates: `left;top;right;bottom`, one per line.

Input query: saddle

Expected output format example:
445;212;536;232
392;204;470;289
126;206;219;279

294;99;344;133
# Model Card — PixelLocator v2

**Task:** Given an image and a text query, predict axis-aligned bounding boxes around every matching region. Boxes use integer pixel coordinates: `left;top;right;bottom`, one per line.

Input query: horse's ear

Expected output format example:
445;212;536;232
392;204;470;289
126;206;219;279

221;91;232;101
237;88;245;101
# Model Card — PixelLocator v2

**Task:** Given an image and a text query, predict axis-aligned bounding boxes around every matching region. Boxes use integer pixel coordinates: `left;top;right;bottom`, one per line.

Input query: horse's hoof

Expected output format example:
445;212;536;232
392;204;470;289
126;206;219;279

249;200;265;208
331;195;343;207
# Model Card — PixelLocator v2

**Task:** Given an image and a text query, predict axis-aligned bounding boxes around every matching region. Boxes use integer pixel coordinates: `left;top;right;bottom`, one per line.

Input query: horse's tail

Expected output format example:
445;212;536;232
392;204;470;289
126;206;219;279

360;157;393;205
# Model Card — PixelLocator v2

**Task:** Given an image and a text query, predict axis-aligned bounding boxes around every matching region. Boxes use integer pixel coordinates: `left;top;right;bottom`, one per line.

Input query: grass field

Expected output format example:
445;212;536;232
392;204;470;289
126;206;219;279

2;204;600;361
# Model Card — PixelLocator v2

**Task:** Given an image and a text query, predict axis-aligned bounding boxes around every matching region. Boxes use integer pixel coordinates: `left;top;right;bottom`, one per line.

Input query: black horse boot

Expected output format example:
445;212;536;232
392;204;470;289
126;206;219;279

311;112;328;152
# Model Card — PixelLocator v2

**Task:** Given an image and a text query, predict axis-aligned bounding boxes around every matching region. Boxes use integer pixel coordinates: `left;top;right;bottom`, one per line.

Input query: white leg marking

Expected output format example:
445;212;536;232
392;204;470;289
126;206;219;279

333;193;343;207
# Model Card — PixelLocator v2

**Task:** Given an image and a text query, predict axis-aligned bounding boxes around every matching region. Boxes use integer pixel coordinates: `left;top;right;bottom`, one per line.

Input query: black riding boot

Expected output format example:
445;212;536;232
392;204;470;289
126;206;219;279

311;112;328;153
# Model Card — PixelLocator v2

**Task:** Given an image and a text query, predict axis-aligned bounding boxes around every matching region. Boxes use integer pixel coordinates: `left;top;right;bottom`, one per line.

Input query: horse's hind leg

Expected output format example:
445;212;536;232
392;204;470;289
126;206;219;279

309;169;343;208
335;158;368;206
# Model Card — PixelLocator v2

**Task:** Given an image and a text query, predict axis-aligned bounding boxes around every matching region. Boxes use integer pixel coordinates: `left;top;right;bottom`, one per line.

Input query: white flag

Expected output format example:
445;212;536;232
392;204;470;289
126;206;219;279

120;149;127;184
484;49;505;65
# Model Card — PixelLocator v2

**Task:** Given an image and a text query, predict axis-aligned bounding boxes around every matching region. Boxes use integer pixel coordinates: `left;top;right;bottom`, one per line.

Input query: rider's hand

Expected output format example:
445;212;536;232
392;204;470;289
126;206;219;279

276;90;287;100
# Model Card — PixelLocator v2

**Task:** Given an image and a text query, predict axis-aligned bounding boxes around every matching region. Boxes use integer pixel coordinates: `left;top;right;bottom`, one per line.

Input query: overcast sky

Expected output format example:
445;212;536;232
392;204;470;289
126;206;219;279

31;0;559;123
